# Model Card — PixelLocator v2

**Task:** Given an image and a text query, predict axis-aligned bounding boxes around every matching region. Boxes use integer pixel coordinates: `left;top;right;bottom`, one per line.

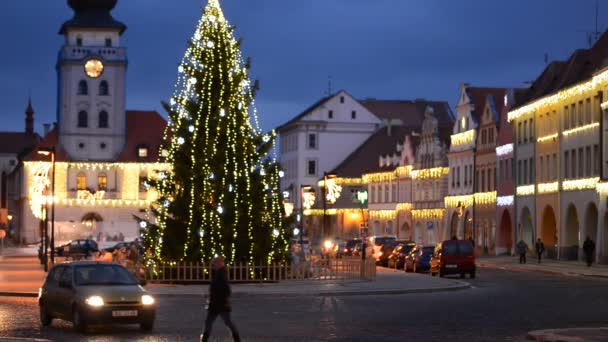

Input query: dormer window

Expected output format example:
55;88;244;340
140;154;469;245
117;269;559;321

328;110;333;119
340;96;344;103
105;38;112;47
76;37;83;46
138;147;149;158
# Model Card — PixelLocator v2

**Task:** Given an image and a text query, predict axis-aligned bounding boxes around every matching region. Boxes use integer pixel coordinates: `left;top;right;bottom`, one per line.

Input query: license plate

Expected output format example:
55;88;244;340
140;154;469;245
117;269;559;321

446;265;458;268
112;310;138;317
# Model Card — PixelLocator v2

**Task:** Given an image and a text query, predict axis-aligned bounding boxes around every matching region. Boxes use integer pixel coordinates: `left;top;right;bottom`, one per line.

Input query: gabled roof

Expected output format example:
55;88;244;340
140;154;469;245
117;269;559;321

276;95;334;132
466;87;509;125
23;128;70;162
0;132;39;157
515;30;608;109
117;111;167;162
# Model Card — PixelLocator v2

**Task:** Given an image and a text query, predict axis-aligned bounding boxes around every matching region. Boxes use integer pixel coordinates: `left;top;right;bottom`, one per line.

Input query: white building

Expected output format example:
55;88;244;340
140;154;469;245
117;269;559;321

17;0;167;244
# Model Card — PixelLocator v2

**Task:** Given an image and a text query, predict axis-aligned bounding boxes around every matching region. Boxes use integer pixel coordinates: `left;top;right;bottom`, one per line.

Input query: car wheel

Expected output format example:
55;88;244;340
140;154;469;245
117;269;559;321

140;319;154;331
72;305;87;332
39;302;52;327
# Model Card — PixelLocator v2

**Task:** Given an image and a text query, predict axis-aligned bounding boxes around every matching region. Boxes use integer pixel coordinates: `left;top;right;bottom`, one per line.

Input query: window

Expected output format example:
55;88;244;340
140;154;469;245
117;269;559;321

492;168;496;190
564;151;569;179
307;134;317;149
77;173;87;190
99;81;109;96
571;149;576;179
456;167;460;187
540;156;544;182
489;129;494;144
464;165;468;186
138;147;148;158
98;173;107;191
78;80;88;95
517;123;522;144
78;110;88;128
391;184;397;202
139;176;148;193
546;157;550;182
530;157;534;183
340;96;344;103
328;110;333;119
351;111;356;119
553;154;557;181
481;170;486;191
594;145;600;175
529;119;534;140
564;106;569;130
98;111;108;128
100;142;106;150
594;97;601;122
523;159;528;184
105;38;112;47
523;121;528;143
579;101;584;126
586;99;592;124
481;130;487;144
570;104;576;128
578;147;584;178
451;168;455;188
384;185;389;203
307;160;316;176
586;146;592;177
518;160;522;185
76;37;82;46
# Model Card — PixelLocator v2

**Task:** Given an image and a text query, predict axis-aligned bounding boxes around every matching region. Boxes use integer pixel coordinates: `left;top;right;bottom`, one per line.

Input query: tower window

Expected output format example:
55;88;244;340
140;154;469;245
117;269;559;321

77;173;87;190
328;110;333;119
78;80;88;95
78;110;88;128
99;111;109;128
340;96;344;103
105;38;112;47
351;111;356;119
98;173;107;191
99;80;109;96
76;37;83;46
100;142;107;149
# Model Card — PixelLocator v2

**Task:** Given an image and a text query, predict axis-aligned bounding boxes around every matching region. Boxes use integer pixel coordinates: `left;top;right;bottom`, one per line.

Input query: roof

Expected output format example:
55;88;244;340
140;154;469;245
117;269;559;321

515;30;608;108
0;132;40;157
465;87;509;125
24;110;167;162
276;95;333;132
360;99;455;127
60;0;126;35
116;111;167;162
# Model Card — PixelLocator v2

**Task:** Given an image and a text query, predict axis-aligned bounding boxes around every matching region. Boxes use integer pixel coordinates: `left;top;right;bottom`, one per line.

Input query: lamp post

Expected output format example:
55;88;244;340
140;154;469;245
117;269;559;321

322;173;336;243
299;185;314;257
356;189;368;260
37;147;56;266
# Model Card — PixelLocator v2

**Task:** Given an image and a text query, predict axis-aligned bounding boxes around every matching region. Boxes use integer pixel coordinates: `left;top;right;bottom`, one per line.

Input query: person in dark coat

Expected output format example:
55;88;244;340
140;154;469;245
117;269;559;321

583;236;596;267
201;257;240;342
535;238;545;264
516;239;528;264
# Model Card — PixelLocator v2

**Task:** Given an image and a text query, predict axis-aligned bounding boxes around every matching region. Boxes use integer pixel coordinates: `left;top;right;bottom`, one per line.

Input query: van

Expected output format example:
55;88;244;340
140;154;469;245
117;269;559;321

430;240;476;278
366;236;396;261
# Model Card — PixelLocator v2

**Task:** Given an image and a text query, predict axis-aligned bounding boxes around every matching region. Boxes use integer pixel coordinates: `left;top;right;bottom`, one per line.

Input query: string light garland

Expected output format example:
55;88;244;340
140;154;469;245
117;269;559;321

537;182;559;194
412;209;444;220
562;122;599;137
496;144;513;157
496;195;514;206
411;167;449;180
516;185;535;196
362;172;396;183
450;129;475;148
395;203;412;211
368;210;397;220
444;195;474;208
562;177;599;191
317;177;365;187
537;133;558;143
473;191;496;205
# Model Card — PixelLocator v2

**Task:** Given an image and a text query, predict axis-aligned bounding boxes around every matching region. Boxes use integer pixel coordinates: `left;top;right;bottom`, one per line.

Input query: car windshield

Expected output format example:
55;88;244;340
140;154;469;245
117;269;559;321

459;242;473;255
75;264;138;286
443;243;459;256
374;237;395;246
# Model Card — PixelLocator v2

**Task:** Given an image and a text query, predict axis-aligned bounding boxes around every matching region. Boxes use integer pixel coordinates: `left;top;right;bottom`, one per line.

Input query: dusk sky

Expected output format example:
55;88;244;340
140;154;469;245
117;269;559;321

0;0;605;134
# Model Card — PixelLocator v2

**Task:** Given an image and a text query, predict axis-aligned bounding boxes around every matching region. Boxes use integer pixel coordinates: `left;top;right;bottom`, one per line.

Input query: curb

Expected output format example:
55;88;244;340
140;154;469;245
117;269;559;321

478;262;608;279
0;338;52;342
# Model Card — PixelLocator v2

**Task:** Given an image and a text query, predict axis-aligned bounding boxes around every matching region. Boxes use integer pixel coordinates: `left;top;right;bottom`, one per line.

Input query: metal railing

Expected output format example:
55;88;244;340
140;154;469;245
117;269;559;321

146;258;376;283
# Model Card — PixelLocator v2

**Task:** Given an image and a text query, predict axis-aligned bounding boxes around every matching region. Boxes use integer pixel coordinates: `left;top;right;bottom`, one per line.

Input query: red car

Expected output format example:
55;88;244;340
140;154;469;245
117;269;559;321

430;240;476;278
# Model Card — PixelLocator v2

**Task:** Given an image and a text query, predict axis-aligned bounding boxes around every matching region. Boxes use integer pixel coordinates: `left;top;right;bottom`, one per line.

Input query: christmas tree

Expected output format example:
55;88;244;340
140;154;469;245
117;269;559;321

139;0;289;265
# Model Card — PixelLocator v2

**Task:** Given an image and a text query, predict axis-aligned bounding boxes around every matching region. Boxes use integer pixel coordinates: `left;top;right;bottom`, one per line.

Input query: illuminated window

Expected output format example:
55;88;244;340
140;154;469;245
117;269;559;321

139;176;148;193
138;147;148;158
98;173;107;191
77;173;87;190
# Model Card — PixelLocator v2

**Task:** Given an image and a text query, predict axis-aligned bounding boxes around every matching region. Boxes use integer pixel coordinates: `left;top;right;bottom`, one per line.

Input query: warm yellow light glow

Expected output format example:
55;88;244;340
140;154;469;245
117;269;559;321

412;209;444;220
303;208;365;216
395;203;412;211
325;177;342;204
537;182;558;194
473;191;497;205
369;210;397;220
596;182;608;195
411;167;449;180
37;151;51;156
395;165;413;178
516;185;535;196
562;177;599;191
562;122;599;137
537;133;558;143
302;191;316;209
317;177;365;187
450;129;475;148
444;195;474;208
362;172;396;183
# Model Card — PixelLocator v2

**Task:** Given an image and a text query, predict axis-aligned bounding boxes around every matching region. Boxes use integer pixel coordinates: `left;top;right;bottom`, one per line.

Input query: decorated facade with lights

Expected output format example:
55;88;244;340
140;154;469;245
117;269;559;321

507;32;608;262
17;1;169;244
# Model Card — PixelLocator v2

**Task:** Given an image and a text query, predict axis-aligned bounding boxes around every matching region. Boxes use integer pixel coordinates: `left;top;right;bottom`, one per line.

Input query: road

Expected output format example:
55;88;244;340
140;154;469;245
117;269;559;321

1;268;608;341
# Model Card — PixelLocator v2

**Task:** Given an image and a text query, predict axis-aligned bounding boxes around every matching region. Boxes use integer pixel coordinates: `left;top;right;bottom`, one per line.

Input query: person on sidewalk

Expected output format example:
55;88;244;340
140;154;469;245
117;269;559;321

516;239;529;264
535;238;545;264
583;236;596;267
201;256;240;342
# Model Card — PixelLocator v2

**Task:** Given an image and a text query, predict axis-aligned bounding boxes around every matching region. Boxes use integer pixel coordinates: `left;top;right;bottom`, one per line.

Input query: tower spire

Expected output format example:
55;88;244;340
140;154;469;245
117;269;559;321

25;97;34;135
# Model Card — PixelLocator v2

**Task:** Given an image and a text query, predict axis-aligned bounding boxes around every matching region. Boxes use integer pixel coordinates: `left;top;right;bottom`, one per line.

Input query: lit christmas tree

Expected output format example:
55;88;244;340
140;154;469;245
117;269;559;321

139;0;288;265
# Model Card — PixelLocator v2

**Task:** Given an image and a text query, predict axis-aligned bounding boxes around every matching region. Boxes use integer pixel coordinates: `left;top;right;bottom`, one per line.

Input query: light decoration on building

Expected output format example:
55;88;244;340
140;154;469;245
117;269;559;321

395;165;413;178
395;203;412;211
450;129;475;148
444;195;473;208
537;182;559;194
596;182;608;195
508;68;608;122
77;190;106;200
495;144;513;157
26;162;52;220
369;210;397;220
412;209;444;220
283;201;294;217
562;122;599;137
496;195;514;206
302;191;316;209
562;177;599;191
473;191;497;205
303;208;367;216
317;177;364;187
537;133;558;143
601;101;608;110
411;167;449;180
325;177;342;204
362;172;396;183
516;185;535;196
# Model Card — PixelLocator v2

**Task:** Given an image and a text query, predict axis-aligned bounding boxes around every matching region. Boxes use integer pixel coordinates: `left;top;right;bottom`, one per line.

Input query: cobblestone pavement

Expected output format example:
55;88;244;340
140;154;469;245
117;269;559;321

1;268;608;341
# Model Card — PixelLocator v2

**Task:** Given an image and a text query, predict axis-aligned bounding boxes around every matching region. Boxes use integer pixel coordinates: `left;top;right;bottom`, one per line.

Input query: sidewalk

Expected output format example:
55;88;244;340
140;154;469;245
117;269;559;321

478;255;608;278
527;327;608;341
146;268;470;297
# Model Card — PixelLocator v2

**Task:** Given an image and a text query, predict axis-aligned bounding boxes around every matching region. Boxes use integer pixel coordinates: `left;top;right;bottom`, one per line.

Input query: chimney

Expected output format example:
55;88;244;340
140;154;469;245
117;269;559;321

43;123;51;137
25;98;34;135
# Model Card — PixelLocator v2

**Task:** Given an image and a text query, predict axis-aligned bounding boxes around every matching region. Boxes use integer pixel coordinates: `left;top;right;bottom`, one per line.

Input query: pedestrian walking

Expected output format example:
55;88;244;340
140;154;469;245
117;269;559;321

535;238;545;264
583;236;596;267
201;256;240;342
516;239;529;264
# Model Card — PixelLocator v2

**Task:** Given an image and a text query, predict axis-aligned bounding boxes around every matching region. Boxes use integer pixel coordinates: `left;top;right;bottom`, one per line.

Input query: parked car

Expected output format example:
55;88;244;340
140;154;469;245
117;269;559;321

38;261;156;332
377;240;405;267
366;236;397;262
430;240;476;278
54;239;98;258
387;242;416;269
405;245;435;273
104;240;142;255
343;238;362;256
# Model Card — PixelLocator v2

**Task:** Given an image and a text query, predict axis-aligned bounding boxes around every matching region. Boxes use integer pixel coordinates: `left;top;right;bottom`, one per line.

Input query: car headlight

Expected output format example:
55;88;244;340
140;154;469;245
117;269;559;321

142;295;155;305
324;240;333;249
85;295;104;307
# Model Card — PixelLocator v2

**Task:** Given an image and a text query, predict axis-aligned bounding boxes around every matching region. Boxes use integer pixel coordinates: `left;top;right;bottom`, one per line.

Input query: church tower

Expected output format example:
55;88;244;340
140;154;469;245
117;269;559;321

57;0;127;161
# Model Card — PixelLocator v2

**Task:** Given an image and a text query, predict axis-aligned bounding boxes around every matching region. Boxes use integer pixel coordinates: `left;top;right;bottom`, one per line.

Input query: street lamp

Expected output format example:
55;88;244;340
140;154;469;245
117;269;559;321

356;189;368;260
37;147;56;267
322;173;336;242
